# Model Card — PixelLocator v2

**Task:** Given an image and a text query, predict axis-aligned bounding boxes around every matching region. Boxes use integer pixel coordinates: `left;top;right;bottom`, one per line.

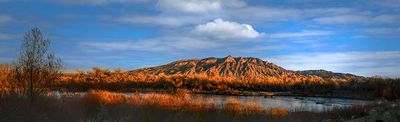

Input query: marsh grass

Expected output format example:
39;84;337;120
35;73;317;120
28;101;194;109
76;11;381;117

86;90;264;114
267;108;289;116
0;90;372;122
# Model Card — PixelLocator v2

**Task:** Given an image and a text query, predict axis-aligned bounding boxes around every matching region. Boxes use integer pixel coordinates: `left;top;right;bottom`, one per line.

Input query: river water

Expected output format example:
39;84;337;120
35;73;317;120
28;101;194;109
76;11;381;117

55;92;369;112
191;94;368;112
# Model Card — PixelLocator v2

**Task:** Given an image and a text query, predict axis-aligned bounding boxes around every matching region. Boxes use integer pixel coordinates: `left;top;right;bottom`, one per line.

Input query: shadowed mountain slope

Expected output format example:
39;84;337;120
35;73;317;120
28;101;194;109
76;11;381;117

294;70;365;80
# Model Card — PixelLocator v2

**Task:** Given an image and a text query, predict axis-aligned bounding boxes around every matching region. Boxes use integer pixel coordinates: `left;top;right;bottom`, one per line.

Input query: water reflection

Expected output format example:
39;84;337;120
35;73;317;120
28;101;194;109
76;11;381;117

53;92;369;112
191;94;368;112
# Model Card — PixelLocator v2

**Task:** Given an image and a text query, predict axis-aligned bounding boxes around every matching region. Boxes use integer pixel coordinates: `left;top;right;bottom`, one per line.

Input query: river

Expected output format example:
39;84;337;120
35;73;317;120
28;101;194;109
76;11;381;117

54;92;369;112
192;94;368;112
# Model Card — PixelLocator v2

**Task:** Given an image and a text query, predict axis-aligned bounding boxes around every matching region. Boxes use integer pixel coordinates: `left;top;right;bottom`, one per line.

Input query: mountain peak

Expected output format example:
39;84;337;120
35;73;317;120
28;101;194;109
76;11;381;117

223;55;235;62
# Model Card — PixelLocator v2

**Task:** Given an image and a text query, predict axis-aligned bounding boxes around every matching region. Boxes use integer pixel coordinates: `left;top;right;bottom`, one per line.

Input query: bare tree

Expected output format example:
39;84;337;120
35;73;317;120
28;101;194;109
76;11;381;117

12;28;62;103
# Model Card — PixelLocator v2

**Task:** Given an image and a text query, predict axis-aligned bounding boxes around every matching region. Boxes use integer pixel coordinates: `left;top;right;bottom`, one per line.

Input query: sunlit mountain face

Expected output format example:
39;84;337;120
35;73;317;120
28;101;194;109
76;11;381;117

131;56;294;78
0;0;399;77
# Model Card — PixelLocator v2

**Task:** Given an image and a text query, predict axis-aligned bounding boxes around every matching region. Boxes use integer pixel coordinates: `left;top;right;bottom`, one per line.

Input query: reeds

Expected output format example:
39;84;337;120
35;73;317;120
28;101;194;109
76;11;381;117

0;91;377;122
266;108;289;116
85;90;268;114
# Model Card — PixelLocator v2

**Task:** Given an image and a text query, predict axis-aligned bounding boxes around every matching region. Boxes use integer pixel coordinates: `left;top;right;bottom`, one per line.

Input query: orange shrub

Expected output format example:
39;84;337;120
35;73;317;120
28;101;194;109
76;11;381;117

86;90;129;104
222;98;263;115
222;98;242;113
83;90;270;115
266;107;289;117
241;102;263;114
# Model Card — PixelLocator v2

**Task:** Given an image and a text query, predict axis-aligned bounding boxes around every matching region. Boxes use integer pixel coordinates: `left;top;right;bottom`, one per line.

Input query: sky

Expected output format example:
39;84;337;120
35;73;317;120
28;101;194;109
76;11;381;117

0;0;399;77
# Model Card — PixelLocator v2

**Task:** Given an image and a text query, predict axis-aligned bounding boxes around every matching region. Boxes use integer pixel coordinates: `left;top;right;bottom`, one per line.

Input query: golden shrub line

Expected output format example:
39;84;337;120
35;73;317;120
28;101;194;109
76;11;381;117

85;90;288;116
222;98;264;115
2;66;400;100
59;67;331;86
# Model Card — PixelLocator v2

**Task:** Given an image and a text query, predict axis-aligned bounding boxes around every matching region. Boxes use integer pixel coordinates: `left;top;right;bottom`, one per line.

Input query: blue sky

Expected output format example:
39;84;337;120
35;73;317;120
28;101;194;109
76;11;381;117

0;0;399;77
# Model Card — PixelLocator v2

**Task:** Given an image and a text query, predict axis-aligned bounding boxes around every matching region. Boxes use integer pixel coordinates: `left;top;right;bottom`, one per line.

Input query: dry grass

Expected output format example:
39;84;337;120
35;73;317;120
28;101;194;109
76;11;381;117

86;90;212;111
267;108;289;117
86;90;130;104
86;90;268;114
222;98;264;115
0;91;375;122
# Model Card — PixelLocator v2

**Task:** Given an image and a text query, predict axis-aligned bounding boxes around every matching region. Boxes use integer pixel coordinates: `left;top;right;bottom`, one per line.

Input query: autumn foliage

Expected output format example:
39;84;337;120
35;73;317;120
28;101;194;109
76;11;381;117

45;67;400;99
0;89;377;121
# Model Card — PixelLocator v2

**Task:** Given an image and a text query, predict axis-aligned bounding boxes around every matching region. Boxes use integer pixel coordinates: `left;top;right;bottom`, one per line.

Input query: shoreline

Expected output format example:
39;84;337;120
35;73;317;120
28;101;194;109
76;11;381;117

52;88;376;101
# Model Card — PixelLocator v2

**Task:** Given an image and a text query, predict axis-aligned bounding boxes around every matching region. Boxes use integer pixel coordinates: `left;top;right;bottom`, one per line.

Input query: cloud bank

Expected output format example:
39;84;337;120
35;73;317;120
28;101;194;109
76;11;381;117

158;0;245;14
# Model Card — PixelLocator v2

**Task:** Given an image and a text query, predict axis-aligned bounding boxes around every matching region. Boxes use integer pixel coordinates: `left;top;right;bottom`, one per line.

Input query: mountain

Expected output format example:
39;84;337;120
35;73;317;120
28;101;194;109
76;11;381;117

294;70;365;80
131;56;364;80
131;55;299;78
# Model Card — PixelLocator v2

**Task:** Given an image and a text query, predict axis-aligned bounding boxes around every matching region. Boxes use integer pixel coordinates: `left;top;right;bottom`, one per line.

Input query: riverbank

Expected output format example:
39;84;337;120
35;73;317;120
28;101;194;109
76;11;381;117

193;90;376;100
54;87;378;101
0;90;373;122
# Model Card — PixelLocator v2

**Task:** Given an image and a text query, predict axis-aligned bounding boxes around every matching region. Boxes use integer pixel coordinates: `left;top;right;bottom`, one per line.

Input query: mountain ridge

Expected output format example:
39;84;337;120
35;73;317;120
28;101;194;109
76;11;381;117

131;56;363;80
293;69;365;80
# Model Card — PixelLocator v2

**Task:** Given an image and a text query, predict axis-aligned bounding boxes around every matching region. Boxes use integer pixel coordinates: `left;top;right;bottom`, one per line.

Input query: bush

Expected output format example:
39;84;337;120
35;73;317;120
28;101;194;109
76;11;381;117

266;108;289;117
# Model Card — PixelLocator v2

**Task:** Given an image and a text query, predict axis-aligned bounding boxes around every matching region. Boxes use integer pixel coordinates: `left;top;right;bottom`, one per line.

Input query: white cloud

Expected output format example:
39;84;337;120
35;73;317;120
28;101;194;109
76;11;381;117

228;7;302;22
0;33;15;40
194;18;263;40
363;27;400;37
352;35;369;39
0;14;12;24
158;0;220;14
268;30;333;39
81;37;220;53
216;4;396;26
116;15;203;27
230;6;400;25
157;1;355;22
313;15;366;24
267;51;400;77
373;0;400;8
305;7;354;16
236;45;287;53
157;0;245;14
314;14;400;24
227;7;356;23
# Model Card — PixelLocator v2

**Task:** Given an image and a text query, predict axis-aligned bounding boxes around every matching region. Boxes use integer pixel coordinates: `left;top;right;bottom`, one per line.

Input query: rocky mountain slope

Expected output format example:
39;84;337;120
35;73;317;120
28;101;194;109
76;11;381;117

131;56;363;80
131;56;298;78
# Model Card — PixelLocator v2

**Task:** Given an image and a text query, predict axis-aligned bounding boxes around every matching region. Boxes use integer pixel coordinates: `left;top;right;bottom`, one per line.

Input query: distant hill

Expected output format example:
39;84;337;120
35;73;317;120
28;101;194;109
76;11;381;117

294;70;365;80
131;56;299;79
